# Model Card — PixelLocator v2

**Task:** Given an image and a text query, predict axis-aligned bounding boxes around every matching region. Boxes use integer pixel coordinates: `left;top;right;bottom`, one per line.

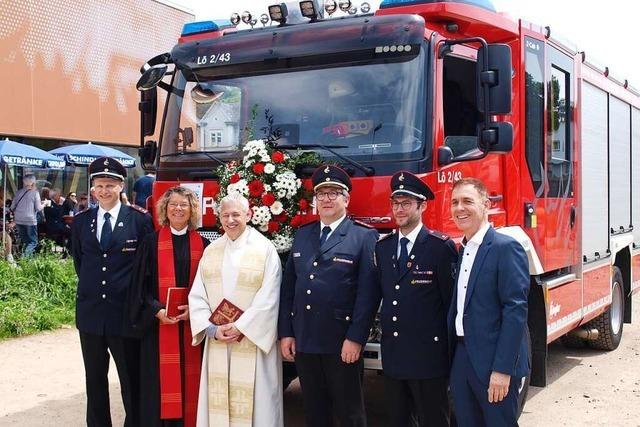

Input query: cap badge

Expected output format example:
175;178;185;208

324;166;330;174
104;159;109;166
325;177;330;181
399;172;405;182
399;185;404;189
104;168;108;172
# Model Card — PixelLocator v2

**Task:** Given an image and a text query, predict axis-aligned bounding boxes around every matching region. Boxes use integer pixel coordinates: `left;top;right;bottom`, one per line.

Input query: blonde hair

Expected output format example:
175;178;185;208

452;177;489;202
156;186;200;230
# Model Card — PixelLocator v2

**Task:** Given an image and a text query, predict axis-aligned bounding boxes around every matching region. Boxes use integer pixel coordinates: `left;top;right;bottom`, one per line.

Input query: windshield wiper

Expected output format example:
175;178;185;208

160;150;230;167
274;142;375;176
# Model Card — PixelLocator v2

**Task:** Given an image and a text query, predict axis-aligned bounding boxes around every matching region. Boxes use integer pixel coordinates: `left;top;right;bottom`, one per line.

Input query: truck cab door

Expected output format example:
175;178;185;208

543;46;578;269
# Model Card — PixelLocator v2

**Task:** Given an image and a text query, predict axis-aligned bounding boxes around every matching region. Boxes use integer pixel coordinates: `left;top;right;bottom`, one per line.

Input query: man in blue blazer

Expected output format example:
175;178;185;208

447;178;530;427
72;157;153;427
278;164;378;427
374;171;458;426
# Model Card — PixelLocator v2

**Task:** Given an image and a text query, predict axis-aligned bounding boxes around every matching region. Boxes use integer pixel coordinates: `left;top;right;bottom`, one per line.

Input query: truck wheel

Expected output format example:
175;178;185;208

560;333;586;349
586;266;624;351
516;327;531;419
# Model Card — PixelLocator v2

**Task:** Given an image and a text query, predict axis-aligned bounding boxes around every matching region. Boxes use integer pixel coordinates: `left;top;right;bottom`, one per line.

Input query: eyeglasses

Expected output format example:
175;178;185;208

168;202;190;209
315;190;343;201
391;200;417;210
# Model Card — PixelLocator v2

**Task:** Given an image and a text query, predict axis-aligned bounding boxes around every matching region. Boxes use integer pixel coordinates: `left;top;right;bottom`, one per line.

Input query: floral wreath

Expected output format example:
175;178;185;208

215;139;319;252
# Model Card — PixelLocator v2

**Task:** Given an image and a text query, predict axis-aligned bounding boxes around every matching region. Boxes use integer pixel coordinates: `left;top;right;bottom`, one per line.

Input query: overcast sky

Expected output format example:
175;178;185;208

174;0;639;86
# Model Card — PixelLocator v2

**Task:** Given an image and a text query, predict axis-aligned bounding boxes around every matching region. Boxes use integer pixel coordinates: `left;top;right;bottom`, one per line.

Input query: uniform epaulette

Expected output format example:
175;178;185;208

353;219;373;228
130;204;149;214
427;229;450;241
74;207;92;216
378;230;396;242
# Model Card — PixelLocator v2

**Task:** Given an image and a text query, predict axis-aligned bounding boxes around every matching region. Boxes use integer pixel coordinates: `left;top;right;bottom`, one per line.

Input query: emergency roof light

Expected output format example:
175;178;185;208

181;21;219;36
325;0;337;14
379;0;496;12
338;0;351;11
269;3;289;25
230;13;241;25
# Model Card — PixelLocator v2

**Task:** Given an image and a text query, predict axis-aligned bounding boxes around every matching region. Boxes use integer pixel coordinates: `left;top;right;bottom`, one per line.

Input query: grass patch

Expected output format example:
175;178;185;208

0;254;77;339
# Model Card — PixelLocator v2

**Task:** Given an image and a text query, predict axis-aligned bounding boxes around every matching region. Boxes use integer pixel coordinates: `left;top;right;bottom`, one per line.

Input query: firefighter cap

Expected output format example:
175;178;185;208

312;164;352;192
390;171;434;201
89;156;127;182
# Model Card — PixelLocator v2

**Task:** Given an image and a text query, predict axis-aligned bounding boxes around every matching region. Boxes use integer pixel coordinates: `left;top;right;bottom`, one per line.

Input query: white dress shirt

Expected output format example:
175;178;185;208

396;223;422;259
96;202;122;241
455;222;491;337
320;214;346;241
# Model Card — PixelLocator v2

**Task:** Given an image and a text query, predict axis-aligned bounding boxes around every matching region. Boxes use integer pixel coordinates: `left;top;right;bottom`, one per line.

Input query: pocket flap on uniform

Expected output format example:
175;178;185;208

334;309;353;322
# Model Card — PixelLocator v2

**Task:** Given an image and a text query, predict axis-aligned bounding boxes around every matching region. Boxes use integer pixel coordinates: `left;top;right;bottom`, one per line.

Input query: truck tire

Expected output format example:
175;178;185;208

586;266;624;351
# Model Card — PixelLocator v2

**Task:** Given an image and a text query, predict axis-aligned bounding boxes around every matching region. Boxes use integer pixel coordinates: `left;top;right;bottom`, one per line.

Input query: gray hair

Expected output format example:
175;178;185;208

50;188;61;199
218;193;250;214
23;174;36;186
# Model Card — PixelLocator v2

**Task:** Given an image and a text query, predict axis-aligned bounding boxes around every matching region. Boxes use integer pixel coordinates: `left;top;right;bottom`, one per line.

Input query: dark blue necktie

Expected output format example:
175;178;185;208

398;237;409;271
319;226;331;246
100;212;112;249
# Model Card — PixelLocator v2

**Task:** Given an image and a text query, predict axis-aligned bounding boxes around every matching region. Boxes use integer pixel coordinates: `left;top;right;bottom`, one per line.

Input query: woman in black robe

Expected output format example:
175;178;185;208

128;187;209;427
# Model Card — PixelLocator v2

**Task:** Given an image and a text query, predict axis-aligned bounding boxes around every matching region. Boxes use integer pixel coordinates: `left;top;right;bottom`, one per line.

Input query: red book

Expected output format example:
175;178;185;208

209;298;245;341
166;287;188;317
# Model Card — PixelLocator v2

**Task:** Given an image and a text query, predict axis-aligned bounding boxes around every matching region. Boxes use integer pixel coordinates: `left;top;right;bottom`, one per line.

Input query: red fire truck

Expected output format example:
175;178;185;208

136;0;640;408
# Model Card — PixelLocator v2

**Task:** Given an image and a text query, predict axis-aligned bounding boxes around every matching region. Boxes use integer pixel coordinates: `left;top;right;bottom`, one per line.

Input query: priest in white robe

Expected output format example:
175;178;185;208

189;193;283;427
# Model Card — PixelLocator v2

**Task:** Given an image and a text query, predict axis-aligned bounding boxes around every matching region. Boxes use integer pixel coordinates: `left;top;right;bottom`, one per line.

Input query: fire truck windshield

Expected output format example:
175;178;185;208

160;48;428;169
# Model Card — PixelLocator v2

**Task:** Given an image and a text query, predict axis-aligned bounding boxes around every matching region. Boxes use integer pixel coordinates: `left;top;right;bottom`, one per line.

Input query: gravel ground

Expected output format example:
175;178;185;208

1;299;639;427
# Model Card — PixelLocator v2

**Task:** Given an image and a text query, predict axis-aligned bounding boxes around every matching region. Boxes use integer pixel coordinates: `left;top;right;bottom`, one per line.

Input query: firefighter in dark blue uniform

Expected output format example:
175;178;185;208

71;157;153;427
373;171;458;427
278;165;379;427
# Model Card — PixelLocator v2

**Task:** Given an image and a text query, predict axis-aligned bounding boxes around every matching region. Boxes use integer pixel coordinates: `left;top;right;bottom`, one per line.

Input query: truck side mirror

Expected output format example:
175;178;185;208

479;121;513;152
139;140;157;170
437;146;454;166
477;44;512;115
139;88;157;138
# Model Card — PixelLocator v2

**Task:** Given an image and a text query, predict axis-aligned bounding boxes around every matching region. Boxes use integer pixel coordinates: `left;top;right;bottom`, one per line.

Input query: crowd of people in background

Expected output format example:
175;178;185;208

0;171;155;262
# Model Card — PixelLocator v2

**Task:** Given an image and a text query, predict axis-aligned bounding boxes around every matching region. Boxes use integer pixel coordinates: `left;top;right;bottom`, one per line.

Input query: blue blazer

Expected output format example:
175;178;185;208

374;226;458;379
278;218;379;354
72;205;154;337
447;226;530;382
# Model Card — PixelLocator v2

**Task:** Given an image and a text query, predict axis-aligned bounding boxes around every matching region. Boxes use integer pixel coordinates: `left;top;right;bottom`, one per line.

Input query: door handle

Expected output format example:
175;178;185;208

570;205;576;229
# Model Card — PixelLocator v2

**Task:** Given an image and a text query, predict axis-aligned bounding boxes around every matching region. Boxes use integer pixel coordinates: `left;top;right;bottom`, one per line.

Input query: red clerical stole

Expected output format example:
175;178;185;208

157;226;204;425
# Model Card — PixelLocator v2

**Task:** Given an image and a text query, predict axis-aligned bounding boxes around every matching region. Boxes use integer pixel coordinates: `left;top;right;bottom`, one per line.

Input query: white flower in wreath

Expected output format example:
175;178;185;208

264;163;276;174
251;205;271;226
270;201;284;215
277;189;287;198
259;223;269;232
264;184;272;192
227;179;249;197
272;232;294;253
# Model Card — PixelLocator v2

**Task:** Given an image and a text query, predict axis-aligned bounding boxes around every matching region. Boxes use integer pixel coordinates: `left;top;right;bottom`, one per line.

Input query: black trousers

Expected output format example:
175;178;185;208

384;375;450;427
79;331;140;427
295;352;366;427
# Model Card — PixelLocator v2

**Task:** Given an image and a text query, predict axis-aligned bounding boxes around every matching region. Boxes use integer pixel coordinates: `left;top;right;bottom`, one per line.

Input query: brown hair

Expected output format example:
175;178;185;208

156;186;200;230
452;177;489;201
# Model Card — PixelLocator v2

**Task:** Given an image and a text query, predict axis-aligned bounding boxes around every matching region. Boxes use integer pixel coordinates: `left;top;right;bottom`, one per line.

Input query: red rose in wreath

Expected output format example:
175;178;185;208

248;179;265;197
230;173;241;184
271;151;285;164
268;221;280;233
253;163;265;174
299;199;309;210
261;193;276;207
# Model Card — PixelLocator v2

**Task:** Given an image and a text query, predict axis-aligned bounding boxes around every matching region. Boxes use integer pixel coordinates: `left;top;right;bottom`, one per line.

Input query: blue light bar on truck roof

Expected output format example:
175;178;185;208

181;21;220;36
379;0;495;12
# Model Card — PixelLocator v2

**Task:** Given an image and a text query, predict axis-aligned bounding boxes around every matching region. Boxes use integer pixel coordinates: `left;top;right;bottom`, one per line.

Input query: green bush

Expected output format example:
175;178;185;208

0;254;77;339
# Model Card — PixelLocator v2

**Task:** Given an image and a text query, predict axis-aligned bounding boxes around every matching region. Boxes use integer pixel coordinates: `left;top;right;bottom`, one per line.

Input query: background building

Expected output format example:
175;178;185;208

0;0;193;200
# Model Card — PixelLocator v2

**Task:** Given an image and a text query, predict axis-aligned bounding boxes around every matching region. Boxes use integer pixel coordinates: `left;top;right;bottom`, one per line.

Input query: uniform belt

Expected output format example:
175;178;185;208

456;336;465;344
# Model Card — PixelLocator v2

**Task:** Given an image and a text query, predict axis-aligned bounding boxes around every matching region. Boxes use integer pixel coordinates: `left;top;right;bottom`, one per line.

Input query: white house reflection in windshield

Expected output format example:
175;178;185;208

162;50;426;163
